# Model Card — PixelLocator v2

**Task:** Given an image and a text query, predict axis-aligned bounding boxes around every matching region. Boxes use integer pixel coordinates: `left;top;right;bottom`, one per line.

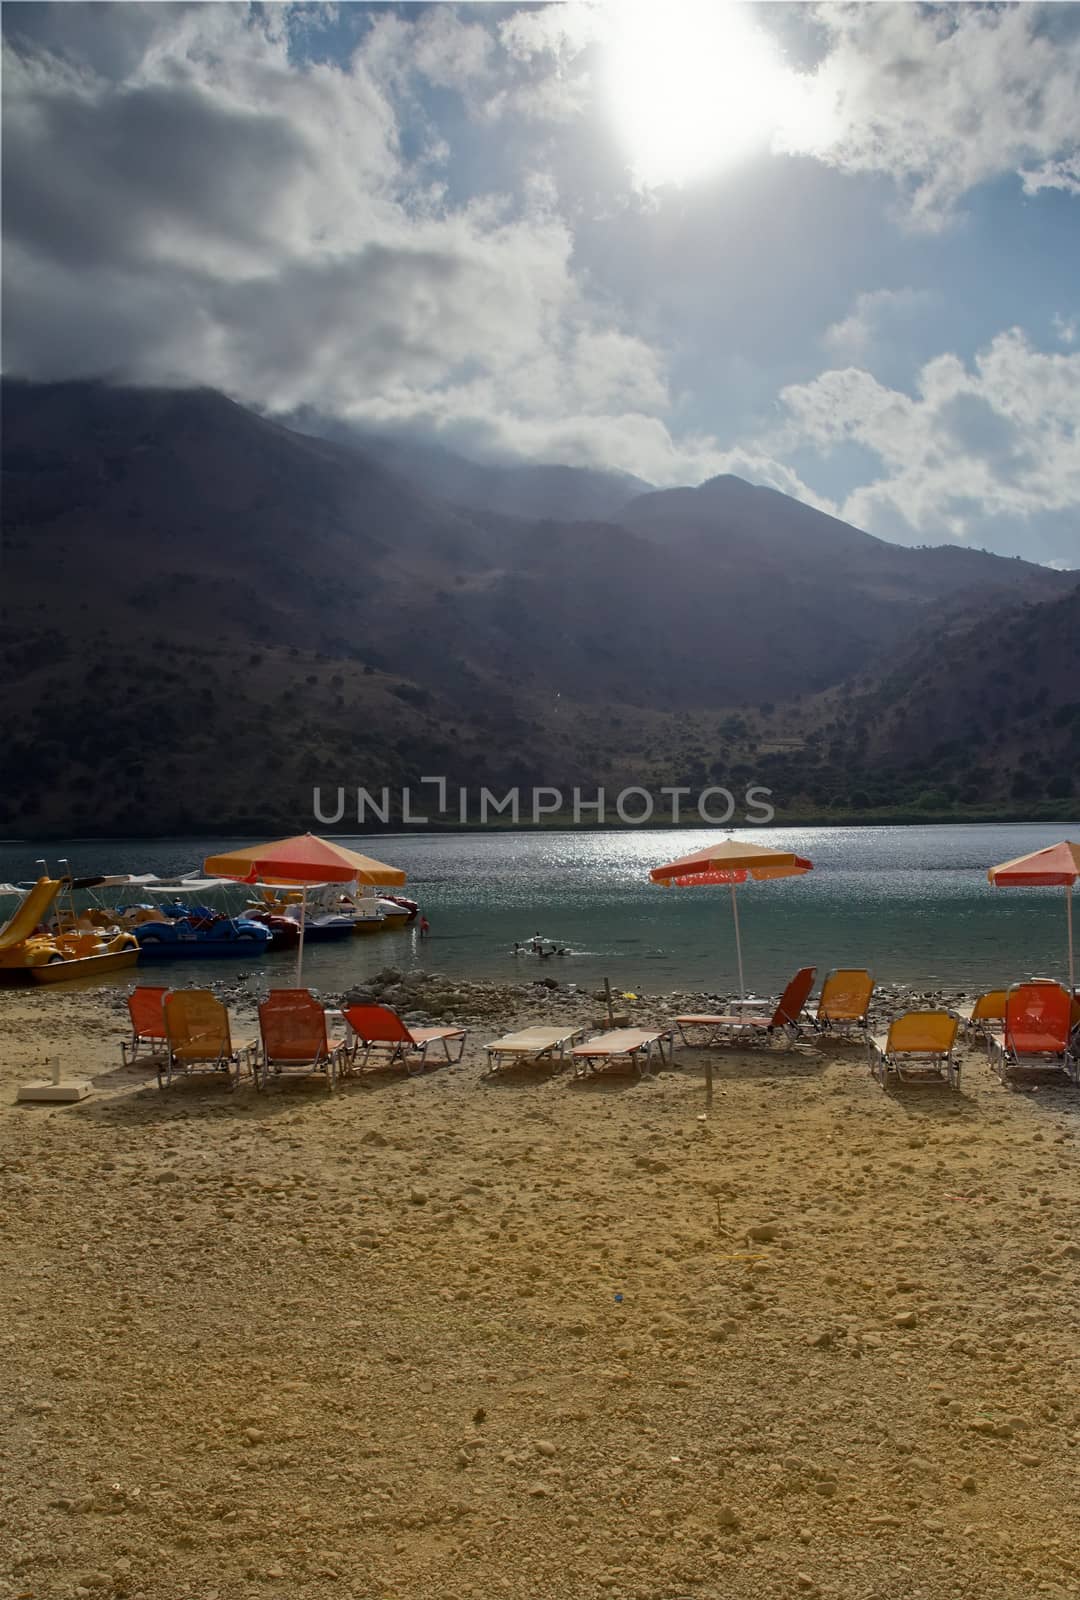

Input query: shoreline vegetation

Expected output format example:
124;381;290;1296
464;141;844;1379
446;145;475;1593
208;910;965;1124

2;801;1077;846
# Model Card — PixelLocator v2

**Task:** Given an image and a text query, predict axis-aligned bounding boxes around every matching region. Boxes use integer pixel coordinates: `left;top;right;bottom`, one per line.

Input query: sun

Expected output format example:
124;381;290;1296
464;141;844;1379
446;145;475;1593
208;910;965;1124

602;1;830;187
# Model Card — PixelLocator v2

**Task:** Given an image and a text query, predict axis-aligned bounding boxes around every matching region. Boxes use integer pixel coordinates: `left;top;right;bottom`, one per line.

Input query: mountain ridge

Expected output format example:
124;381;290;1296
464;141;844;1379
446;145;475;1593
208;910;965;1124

2;378;1076;834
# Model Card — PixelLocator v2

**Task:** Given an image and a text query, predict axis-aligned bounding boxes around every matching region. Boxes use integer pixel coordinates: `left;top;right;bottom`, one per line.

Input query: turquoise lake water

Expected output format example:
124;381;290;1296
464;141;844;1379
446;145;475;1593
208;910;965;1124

1;823;1077;998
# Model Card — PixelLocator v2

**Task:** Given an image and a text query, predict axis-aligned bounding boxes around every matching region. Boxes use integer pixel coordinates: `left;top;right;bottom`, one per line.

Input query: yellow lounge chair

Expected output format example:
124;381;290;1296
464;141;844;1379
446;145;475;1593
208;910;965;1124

954;989;1006;1049
869;1010;961;1089
570;1027;673;1078
816;969;874;1032
161;990;254;1090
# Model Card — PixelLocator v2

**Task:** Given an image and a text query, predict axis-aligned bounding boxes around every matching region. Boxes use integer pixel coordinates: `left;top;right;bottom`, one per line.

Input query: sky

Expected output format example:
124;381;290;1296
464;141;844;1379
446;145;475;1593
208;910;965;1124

3;1;1080;565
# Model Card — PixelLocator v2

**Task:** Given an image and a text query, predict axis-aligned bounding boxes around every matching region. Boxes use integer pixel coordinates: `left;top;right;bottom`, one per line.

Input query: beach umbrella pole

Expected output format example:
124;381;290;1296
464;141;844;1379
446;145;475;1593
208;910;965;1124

1068;884;1075;996
730;883;745;1002
296;888;307;986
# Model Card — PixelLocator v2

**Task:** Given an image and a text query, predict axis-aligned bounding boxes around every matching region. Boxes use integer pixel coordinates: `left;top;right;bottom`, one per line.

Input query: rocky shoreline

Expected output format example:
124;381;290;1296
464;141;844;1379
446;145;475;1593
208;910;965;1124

70;965;985;1037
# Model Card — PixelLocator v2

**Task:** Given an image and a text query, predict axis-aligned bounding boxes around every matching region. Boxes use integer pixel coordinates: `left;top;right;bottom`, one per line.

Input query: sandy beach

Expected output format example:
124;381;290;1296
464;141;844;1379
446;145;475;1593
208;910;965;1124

2;972;1078;1600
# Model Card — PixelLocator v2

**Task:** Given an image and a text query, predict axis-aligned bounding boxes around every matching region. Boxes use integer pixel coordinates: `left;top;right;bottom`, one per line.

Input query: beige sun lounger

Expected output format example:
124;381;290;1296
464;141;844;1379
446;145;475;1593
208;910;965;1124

484;1024;589;1073
570;1027;673;1078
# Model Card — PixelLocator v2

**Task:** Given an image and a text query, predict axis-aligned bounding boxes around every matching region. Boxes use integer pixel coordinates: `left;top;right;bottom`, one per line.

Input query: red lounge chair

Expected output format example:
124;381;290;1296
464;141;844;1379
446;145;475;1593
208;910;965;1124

255;989;347;1091
121;984;170;1064
676;966;816;1047
990;982;1078;1085
341;1003;467;1073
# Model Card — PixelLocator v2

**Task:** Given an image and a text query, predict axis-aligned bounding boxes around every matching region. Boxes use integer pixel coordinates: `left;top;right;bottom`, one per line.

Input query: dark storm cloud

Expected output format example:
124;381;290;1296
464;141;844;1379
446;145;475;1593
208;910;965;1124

1;1;1077;558
3;79;313;268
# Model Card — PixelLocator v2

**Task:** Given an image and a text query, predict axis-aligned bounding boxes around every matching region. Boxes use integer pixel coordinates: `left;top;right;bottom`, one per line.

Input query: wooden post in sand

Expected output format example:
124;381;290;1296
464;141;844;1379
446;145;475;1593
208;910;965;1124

704;1055;713;1107
604;977;614;1029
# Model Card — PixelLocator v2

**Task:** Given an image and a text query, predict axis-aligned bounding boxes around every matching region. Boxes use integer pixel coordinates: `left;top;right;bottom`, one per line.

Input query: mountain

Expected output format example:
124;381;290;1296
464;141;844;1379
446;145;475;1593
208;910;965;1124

621;472;1064;606
2;378;1076;835
782;581;1080;810
285;409;652;523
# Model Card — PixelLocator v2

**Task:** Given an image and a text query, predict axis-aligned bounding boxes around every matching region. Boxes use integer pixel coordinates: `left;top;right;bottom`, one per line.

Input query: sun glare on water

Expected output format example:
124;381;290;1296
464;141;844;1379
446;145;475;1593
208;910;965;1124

602;1;833;188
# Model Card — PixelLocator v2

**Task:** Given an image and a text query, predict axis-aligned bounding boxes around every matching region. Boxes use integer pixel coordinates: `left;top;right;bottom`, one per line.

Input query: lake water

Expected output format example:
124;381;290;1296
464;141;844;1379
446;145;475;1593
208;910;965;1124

1;823;1077;998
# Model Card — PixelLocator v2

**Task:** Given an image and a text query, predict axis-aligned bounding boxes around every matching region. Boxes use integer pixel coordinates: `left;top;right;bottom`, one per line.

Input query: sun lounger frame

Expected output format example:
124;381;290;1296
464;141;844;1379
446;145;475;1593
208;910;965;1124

815;969;875;1033
570;1027;674;1078
341;1003;467;1074
254;989;348;1091
988;982;1079;1087
955;989;1007;1053
483;1024;590;1075
161;990;254;1091
121;984;171;1065
676;966;817;1048
868;1011;961;1090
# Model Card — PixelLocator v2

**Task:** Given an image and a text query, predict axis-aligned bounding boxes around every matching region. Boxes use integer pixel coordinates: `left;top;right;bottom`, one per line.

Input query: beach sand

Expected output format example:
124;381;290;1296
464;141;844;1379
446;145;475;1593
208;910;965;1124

2;976;1078;1600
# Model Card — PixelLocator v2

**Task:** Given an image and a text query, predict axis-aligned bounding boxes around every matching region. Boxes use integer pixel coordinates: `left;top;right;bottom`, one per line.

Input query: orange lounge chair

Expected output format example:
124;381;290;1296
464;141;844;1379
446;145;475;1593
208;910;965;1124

570;1027;673;1078
869;1010;961;1090
341;1003;467;1073
816;969;874;1032
989;982;1078;1085
676;966;816;1047
255;989;348;1090
161;990;254;1090
121;984;170;1064
955;989;1006;1049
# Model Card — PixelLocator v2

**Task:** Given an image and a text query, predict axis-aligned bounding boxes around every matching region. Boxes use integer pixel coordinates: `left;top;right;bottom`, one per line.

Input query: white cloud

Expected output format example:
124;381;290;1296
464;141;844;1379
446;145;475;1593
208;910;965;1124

497;7;601;66
363;2;594;125
411;7;494;93
776;329;1080;543
782;3;1080;225
1053;312;1078;347
823;287;938;361
1021;153;1080;198
0;5;717;486
5;0;1079;543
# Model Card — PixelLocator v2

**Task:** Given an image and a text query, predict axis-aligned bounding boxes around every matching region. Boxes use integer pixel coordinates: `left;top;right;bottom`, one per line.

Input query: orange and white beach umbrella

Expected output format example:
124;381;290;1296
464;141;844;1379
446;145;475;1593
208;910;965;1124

987;840;1080;995
650;838;813;1001
204;833;406;982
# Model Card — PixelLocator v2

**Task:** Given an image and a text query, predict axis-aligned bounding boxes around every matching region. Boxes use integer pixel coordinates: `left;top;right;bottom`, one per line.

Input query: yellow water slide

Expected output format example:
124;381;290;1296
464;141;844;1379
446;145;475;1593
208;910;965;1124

0;878;62;950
